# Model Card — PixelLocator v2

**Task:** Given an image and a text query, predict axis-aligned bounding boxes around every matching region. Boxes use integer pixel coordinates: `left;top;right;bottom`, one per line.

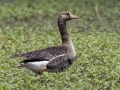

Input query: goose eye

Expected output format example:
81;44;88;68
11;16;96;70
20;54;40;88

66;13;69;15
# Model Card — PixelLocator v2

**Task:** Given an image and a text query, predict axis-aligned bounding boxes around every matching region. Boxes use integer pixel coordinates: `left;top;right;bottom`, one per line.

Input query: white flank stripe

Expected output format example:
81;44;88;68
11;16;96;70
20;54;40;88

51;54;65;60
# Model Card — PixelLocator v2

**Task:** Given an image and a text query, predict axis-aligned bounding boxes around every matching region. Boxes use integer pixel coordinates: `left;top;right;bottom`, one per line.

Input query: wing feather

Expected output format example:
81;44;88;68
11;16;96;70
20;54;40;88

11;46;67;62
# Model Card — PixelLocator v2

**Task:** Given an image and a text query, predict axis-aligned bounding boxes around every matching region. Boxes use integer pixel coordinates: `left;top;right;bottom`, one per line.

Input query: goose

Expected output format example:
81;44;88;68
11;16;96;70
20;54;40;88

11;11;78;75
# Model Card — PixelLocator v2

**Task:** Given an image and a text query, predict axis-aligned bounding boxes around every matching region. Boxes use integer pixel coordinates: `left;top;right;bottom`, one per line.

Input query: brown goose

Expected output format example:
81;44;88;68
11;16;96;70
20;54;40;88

11;11;78;75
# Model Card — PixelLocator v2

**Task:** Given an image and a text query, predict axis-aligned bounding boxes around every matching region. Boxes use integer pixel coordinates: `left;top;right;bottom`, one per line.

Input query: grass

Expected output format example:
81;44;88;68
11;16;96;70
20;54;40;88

0;0;120;90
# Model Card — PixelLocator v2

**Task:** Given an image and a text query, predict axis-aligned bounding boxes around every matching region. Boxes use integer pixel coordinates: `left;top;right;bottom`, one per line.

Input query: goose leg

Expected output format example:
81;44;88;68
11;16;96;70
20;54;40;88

40;67;46;75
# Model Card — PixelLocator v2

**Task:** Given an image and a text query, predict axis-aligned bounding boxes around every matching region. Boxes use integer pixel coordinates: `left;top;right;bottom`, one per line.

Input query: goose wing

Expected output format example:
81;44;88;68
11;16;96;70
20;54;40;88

11;46;67;62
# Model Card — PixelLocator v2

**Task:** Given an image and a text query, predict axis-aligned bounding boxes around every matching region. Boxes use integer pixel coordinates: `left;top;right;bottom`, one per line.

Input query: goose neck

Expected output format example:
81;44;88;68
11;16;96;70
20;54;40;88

58;20;71;44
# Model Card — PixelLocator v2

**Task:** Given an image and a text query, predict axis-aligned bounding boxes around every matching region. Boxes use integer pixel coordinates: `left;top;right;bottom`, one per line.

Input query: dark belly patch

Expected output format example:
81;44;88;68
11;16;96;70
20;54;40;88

46;56;76;72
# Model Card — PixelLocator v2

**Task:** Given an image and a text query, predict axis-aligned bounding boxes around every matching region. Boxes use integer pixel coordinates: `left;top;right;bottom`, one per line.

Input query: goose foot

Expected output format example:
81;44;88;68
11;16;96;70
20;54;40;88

40;67;46;75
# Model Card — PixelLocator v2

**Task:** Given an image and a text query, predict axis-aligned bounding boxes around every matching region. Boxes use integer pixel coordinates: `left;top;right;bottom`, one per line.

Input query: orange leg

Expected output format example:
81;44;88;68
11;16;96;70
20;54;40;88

40;67;46;75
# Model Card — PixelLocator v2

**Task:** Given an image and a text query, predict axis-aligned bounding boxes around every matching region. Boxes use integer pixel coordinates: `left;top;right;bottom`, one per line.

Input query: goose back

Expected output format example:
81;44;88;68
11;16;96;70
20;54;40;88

12;46;67;60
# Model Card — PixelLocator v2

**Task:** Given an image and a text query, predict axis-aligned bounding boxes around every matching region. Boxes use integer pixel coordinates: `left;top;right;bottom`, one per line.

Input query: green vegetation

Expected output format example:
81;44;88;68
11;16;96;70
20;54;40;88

0;0;120;90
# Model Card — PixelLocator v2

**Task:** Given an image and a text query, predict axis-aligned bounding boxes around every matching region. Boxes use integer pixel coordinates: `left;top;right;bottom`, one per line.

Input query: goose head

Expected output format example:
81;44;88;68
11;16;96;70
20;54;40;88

58;11;78;21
